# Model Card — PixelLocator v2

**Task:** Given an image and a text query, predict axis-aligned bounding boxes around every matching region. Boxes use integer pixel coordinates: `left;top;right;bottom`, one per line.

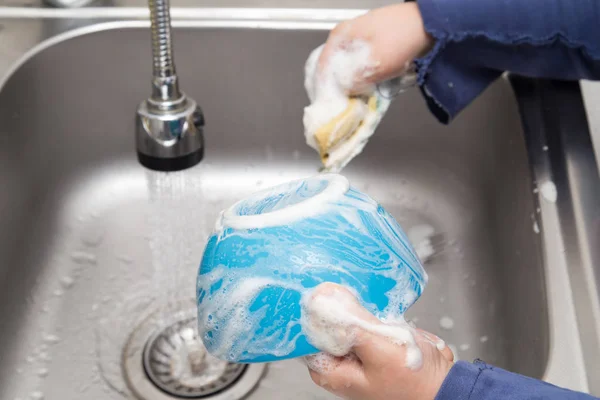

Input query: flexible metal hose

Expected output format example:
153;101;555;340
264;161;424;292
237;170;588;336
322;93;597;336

148;0;175;78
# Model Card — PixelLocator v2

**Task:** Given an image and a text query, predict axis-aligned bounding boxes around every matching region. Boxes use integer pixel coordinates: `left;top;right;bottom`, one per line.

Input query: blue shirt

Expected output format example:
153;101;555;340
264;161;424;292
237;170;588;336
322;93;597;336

415;0;600;398
437;360;598;400
415;0;600;123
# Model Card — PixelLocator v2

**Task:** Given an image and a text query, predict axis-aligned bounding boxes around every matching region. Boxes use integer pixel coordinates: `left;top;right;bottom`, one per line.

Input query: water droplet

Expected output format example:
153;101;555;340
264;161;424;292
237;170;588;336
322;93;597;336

60;276;75;289
29;391;44;400
70;251;97;265
91;303;99;311
37;368;49;378
540;181;557;203
480;335;489;343
53;289;63;297
459;343;470;351
43;334;60;344
25;356;34;364
439;316;454;330
81;228;105;247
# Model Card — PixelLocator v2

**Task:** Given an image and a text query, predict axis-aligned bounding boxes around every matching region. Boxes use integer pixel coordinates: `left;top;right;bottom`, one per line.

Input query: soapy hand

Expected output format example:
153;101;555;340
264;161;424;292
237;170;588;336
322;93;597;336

318;2;433;93
302;3;433;171
303;283;453;400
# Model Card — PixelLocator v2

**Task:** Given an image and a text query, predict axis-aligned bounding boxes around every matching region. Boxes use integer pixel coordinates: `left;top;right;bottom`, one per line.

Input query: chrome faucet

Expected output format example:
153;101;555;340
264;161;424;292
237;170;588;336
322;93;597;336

44;0;205;171
135;0;205;171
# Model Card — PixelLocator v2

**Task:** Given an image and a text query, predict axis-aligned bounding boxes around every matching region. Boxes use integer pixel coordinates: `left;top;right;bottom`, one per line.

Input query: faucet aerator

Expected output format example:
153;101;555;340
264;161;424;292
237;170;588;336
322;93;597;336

135;0;205;172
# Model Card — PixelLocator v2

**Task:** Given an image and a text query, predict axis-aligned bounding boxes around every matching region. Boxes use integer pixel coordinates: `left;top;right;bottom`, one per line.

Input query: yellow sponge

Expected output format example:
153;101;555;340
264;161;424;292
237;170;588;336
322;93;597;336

312;96;378;164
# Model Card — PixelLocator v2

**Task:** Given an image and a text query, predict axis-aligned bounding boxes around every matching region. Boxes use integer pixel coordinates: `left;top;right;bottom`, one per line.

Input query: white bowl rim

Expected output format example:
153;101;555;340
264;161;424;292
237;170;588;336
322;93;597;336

217;173;350;231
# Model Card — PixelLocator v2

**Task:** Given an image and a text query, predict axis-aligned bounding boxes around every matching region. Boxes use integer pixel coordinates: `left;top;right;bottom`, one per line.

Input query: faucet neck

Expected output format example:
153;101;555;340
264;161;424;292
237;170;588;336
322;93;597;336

151;75;182;105
148;0;182;103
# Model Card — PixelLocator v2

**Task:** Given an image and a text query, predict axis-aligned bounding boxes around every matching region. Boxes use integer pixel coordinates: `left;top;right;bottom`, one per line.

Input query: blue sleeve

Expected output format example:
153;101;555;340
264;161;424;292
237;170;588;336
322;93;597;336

435;360;599;400
414;0;600;123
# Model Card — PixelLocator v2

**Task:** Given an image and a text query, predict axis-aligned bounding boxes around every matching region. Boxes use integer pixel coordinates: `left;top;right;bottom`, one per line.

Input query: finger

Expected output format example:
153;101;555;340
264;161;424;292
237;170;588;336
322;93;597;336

440;344;455;362
307;353;368;396
415;329;455;362
316;3;432;93
316;19;356;76
316;19;382;95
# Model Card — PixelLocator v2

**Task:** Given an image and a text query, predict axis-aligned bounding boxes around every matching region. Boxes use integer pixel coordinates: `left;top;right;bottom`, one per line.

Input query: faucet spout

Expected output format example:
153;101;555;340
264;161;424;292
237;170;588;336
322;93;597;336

136;0;205;172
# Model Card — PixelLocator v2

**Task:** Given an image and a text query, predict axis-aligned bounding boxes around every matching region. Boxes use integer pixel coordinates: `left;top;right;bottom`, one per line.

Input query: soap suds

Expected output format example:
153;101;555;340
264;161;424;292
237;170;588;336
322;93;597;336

407;224;436;263
301;284;422;370
303;352;341;375
540;181;557;203
439;316;454;330
303;40;392;172
533;221;540;234
218;174;349;231
459;343;470;351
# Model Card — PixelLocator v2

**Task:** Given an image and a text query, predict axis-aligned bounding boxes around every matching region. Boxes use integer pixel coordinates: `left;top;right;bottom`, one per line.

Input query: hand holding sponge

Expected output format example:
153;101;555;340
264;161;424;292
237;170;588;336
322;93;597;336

303;41;415;172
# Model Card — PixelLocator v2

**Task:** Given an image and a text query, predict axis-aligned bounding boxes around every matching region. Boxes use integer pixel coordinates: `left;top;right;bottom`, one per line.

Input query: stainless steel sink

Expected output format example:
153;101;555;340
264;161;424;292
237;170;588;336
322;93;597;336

0;16;598;399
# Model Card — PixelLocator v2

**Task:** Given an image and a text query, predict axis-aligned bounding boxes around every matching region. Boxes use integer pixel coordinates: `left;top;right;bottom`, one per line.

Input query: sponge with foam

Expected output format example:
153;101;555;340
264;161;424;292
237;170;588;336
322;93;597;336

302;43;393;172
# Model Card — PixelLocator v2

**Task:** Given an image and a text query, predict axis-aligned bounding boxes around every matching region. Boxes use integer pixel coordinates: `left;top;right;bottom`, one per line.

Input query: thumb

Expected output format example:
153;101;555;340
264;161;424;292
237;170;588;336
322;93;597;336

306;353;368;395
351;321;421;369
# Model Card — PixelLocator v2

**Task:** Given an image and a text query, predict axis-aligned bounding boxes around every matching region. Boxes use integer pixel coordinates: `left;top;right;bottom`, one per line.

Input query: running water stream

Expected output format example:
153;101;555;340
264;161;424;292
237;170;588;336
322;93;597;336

146;170;193;314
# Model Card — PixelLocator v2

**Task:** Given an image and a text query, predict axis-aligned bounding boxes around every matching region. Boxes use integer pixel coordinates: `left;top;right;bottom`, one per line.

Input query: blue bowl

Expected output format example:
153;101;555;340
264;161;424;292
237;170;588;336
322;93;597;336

196;173;427;363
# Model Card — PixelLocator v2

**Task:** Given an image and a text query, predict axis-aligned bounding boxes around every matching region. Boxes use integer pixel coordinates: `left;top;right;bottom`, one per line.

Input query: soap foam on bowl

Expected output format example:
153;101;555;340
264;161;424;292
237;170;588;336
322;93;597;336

407;224;437;263
301;283;423;370
197;174;427;363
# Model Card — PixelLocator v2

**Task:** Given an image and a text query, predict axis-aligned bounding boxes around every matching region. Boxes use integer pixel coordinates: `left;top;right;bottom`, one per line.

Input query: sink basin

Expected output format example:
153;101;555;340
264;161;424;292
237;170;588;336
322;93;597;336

0;18;597;399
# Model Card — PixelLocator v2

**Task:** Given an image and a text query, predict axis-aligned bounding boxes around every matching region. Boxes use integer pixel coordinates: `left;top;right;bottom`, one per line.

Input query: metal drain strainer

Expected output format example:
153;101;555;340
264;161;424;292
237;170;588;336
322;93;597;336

143;317;246;397
123;303;266;400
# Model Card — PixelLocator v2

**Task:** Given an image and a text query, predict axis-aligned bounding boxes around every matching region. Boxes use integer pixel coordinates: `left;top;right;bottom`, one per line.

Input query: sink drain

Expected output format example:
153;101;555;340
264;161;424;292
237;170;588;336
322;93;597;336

143;317;246;397
123;302;266;399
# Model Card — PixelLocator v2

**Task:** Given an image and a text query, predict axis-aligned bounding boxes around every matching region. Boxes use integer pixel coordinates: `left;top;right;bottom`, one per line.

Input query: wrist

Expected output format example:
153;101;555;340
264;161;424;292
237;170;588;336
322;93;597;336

404;2;435;59
431;360;453;399
420;357;453;400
